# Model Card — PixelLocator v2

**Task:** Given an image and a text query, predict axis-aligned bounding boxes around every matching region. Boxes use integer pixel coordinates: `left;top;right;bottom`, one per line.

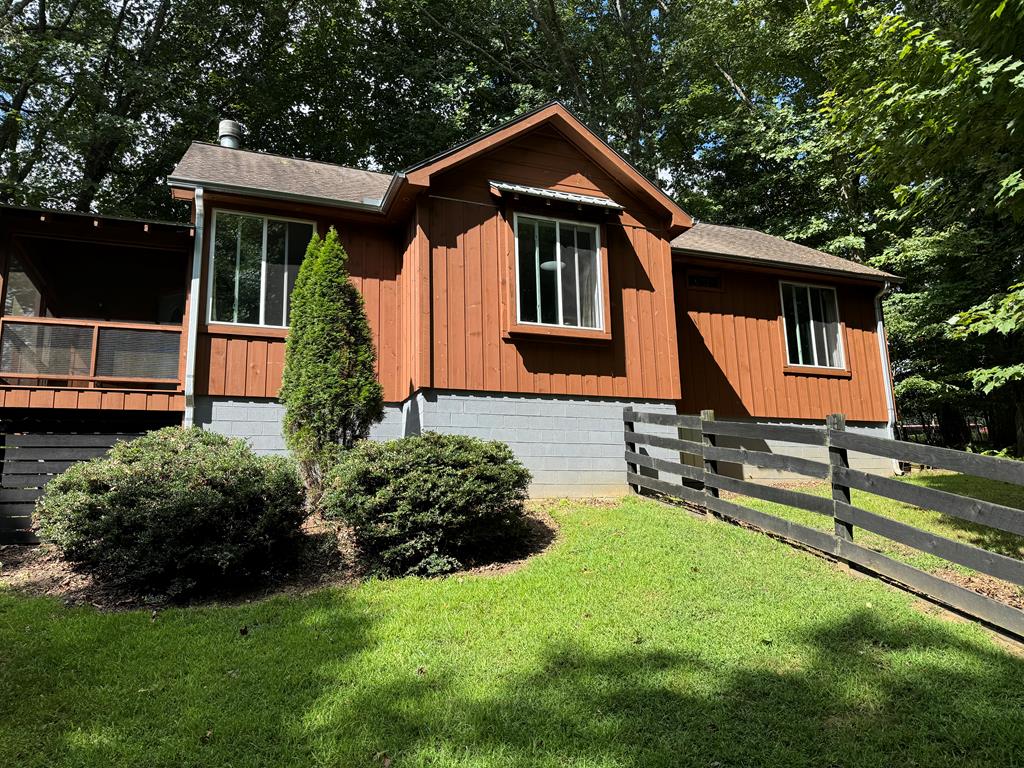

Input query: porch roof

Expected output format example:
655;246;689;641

671;222;896;282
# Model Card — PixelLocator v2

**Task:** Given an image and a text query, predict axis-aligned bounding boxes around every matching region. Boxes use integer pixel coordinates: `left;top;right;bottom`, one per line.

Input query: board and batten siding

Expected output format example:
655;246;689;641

425;196;680;401
195;206;406;402
676;264;889;422
423;122;681;401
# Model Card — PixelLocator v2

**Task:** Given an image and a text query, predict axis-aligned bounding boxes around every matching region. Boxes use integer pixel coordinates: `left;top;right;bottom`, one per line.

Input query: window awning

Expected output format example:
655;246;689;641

488;180;623;210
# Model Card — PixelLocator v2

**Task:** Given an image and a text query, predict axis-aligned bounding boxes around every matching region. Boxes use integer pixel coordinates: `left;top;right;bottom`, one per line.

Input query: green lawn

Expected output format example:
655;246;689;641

730;471;1024;580
3;496;1024;767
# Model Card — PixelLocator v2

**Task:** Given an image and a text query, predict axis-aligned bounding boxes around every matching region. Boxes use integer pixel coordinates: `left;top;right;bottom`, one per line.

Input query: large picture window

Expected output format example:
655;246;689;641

209;211;314;327
515;214;602;330
780;282;844;368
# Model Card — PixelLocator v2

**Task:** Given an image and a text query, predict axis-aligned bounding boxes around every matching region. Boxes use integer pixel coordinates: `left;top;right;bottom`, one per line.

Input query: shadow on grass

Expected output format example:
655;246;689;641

911;473;1024;559
4;588;1024;766
0;589;375;767
302;609;1024;767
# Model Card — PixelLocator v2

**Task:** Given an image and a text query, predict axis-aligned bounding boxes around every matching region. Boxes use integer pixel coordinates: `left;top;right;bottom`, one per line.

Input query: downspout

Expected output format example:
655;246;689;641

183;186;204;427
874;280;903;474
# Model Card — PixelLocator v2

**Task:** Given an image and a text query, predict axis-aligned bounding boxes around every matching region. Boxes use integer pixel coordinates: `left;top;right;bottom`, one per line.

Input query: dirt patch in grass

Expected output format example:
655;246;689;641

461;507;560;577
0;515;359;611
931;567;1024;612
0;510;560;610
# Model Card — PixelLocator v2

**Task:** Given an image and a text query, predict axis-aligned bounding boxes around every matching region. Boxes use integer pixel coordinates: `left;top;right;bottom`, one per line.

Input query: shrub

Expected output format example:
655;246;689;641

322;433;533;576
280;227;384;496
35;427;306;597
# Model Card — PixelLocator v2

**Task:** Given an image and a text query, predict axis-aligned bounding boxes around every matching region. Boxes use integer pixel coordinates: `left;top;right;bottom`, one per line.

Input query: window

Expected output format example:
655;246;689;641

687;271;721;290
515;214;602;330
780;282;844;368
209;211;314;327
3;254;43;317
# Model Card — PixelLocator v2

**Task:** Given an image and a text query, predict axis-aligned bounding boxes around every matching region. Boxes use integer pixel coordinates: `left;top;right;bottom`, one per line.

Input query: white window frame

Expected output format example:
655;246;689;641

512;211;604;331
779;281;846;369
207;209;316;328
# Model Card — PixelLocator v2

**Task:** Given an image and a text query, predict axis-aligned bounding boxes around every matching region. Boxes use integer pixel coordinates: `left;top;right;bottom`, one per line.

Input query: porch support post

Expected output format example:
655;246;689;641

183;186;204;427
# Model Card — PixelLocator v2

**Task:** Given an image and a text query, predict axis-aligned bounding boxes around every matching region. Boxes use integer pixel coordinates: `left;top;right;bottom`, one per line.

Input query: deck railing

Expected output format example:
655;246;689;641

0;316;182;388
624;407;1024;637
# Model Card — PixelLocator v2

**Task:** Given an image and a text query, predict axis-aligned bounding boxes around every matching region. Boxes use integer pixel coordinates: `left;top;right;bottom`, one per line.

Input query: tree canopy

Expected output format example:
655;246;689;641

3;0;1022;450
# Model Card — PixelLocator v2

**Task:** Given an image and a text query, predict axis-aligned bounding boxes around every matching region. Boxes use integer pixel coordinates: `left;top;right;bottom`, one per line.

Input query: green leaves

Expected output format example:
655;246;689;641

951;282;1024;338
321;432;532;577
280;227;385;497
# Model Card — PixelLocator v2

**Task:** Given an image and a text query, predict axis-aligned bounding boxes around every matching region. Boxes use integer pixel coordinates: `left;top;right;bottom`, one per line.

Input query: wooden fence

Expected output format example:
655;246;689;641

0;433;138;544
624;408;1024;638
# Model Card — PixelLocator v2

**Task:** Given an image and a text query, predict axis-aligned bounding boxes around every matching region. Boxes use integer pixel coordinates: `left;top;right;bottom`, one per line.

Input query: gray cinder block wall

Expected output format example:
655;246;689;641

193;394;896;496
192;397;405;455
680;417;895;480
410;391;679;497
193;391;678;496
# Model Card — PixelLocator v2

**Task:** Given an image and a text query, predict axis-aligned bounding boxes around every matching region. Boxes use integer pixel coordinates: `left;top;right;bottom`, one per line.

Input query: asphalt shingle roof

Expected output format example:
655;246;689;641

671;222;892;281
169;143;893;281
168;142;393;208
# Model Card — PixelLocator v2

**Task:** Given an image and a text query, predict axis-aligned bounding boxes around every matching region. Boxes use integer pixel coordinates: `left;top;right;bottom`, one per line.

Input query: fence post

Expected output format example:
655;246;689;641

624;407;639;494
701;409;718;500
827;413;853;541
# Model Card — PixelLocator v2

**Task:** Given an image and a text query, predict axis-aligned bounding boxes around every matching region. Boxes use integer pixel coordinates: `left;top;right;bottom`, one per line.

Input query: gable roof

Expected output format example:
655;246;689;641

168;143;394;210
403;102;692;234
167;107;893;282
167;102;691;231
671;223;894;282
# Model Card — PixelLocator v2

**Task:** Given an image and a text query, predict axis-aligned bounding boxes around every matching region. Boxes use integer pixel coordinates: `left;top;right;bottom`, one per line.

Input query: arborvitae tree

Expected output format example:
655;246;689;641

280;227;384;495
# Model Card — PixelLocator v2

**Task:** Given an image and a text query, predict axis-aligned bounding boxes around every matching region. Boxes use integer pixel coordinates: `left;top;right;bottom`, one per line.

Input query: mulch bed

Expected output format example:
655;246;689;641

0;509;560;611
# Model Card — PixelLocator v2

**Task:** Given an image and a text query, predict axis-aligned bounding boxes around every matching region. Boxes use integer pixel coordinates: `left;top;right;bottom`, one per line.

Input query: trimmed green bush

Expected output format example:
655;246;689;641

35;427;306;597
280;227;384;495
322;433;533;576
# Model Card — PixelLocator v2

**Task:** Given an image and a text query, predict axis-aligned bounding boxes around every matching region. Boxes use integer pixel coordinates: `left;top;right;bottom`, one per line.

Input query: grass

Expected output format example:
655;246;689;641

730;471;1024;579
3;496;1024;767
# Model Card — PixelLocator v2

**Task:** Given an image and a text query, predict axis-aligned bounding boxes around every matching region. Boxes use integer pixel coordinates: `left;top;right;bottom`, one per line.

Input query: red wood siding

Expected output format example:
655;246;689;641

431;124;666;230
195;202;405;402
0;387;184;411
427;197;680;400
676;264;889;422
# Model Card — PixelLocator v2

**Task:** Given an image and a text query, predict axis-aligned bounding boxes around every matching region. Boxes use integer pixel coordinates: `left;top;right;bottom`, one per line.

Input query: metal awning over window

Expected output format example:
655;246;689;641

489;180;623;210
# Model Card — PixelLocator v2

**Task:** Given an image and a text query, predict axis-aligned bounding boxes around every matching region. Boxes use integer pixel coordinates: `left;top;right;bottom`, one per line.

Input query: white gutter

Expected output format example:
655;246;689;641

183;186;204;427
874;280;903;474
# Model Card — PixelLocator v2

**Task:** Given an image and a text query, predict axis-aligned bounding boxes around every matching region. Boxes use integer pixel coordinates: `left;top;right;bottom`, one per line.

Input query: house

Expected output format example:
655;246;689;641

0;102;897;499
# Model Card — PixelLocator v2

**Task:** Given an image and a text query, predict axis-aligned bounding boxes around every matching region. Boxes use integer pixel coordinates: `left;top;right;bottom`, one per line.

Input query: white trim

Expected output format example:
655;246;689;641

554;220;564;324
512;212;603;331
874;282;903;474
206;209;315;330
573;226;582;325
778;280;846;370
183;187;205;427
258;221;268;325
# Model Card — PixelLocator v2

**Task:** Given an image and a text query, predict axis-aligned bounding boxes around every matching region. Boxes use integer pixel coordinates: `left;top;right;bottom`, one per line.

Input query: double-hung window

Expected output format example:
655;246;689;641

515;214;602;330
780;282;844;368
209;211;314;327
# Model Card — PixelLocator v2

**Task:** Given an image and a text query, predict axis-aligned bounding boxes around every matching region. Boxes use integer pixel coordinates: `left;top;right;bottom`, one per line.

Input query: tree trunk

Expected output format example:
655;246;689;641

937;403;971;449
1014;386;1024;457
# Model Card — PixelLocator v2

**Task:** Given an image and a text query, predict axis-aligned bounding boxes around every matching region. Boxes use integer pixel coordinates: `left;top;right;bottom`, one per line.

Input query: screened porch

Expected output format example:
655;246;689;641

0;208;192;405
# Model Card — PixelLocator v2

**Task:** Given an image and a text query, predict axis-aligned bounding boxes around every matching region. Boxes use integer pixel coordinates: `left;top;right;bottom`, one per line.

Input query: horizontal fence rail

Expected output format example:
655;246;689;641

623;407;1024;638
0;432;139;544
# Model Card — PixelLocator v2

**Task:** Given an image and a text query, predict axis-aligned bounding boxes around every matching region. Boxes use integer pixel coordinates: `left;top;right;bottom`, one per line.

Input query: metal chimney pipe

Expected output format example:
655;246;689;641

218;119;241;149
